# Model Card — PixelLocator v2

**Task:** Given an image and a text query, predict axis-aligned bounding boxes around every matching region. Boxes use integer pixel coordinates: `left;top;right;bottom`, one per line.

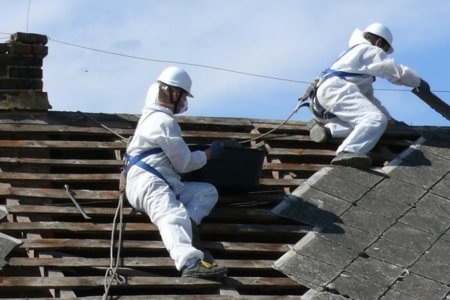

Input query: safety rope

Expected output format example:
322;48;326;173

239;99;306;144
75;111;129;299
102;191;126;300
77;111;128;142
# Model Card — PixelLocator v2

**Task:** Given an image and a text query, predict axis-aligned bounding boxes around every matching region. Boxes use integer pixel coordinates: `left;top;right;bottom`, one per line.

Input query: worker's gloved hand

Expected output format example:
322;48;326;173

418;78;431;94
209;141;225;160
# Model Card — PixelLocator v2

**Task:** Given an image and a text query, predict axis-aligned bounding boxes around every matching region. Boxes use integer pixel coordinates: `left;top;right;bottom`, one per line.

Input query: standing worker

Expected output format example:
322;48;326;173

308;22;431;168
125;66;227;279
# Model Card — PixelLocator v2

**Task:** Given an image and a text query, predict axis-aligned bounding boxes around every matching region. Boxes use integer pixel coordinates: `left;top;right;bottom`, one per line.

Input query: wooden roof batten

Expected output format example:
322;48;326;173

1;30;437;299
0;107;426;299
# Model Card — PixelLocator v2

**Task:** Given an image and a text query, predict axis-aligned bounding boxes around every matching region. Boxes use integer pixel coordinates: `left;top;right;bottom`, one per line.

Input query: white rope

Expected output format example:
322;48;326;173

239;99;305;144
102;192;126;300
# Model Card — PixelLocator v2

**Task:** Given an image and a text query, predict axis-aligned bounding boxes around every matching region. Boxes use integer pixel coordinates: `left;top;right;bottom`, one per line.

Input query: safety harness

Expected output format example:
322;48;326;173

125;147;173;190
301;44;369;120
124;109;174;190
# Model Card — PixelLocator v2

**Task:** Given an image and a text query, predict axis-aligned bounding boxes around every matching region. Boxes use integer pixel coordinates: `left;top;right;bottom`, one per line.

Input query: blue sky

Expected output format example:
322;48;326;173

1;0;449;126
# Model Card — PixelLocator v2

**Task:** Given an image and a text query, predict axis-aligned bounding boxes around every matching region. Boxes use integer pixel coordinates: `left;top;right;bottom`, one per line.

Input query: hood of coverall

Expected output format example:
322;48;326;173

363;23;394;54
142;82;188;115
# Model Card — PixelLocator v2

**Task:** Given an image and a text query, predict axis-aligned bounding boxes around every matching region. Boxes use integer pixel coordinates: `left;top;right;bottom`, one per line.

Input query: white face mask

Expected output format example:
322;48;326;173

175;98;188;114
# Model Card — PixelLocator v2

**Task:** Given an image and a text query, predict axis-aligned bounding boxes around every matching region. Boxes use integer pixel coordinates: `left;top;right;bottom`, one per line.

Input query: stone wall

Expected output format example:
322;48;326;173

0;32;51;110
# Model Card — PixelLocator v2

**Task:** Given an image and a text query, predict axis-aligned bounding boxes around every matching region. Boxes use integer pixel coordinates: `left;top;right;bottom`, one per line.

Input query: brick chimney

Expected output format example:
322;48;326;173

0;32;51;110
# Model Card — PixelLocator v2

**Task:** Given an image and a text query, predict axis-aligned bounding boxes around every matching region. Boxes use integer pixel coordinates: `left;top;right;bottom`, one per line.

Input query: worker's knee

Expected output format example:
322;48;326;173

361;112;388;130
375;113;389;130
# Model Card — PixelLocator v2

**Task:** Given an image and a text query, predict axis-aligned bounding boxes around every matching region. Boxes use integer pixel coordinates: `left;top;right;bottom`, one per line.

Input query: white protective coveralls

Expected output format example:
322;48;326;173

316;28;421;155
126;83;218;270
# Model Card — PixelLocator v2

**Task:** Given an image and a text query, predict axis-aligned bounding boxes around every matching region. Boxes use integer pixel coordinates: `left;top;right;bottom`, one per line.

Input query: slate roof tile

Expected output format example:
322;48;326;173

392;272;450;299
371;177;426;206
306;167;370;203
431;172;450;199
409;239;450;285
402;147;450;176
271;190;348;228
0;232;22;269
345;257;404;287
399;207;450;235
274;251;341;289
366;238;422;268
293;235;357;268
355;190;410;219
318;223;376;252
379;289;420;300
326;166;386;188
410;252;450;284
0;205;7;220
304;290;348;300
340;205;394;236
382;222;438;253
415;192;450;220
385;162;445;190
327;271;387;300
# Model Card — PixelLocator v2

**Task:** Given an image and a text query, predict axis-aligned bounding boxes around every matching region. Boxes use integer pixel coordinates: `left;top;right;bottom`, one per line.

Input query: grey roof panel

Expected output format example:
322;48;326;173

293;235;357;269
366;237;422;267
275;131;450;299
328;271;387;300
345;257;403;286
391;272;450;299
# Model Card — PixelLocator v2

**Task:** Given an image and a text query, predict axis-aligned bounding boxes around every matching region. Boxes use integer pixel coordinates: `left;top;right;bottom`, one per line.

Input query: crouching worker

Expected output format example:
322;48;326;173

125;66;227;279
308;23;430;169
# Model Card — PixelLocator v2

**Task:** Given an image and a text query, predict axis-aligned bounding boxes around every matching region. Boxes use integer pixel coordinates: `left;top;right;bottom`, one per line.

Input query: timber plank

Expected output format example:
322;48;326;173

20;238;291;253
0;157;123;167
259;178;306;186
264;162;323;172
0;182;11;195
9;187;121;200
9;188;286;202
2;173;303;186
267;148;335;156
177;115;254;126
0;276;297;289
0;123;135;136
0;276;220;288
7;205;286;224
8;257;273;269
0;222;308;235
0;221;158;233
0;172;119;182
0;140;126;149
0;296;301;300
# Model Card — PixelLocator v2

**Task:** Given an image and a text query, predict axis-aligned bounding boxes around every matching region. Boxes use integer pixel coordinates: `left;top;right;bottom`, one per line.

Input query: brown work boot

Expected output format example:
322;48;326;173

181;259;227;279
331;152;372;169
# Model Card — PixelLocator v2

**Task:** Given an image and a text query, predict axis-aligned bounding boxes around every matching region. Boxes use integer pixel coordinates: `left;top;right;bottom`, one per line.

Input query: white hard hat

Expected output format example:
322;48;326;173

157;66;193;97
363;23;394;54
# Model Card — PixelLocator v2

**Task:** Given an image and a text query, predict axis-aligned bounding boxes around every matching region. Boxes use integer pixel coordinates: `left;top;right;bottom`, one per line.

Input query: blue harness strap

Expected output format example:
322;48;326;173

126;147;173;190
319;44;366;82
312;44;367;120
320;68;365;82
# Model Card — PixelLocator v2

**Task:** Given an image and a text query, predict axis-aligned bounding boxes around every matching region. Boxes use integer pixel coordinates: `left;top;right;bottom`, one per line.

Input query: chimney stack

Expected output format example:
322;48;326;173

0;32;51;110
